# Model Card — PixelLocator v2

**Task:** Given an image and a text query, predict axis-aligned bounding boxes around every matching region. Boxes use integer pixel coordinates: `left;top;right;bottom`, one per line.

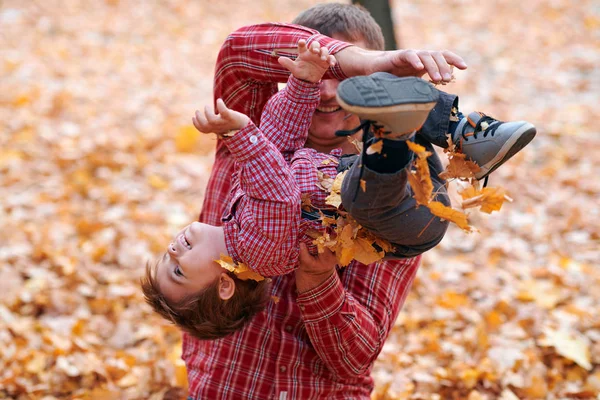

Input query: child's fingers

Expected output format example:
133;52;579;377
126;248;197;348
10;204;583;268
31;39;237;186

328;54;336;67
319;46;330;61
297;39;307;53
277;56;295;72
193;110;210;132
215;98;230;118
204;105;221;124
309;41;321;54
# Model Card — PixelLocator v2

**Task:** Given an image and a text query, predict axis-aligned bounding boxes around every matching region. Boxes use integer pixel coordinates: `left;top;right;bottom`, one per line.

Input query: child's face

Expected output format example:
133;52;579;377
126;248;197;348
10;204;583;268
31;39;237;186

155;221;224;302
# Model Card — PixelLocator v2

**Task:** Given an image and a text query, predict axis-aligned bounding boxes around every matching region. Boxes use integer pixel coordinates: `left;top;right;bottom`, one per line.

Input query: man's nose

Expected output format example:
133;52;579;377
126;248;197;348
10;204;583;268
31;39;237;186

320;79;339;102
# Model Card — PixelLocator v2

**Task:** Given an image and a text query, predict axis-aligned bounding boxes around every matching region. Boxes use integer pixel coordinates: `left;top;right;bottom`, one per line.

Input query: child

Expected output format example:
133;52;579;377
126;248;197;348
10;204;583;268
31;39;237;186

142;40;535;340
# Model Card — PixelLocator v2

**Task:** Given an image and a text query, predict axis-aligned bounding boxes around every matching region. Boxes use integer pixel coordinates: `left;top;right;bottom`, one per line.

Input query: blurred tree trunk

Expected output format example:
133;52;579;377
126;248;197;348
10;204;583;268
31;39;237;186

352;0;399;50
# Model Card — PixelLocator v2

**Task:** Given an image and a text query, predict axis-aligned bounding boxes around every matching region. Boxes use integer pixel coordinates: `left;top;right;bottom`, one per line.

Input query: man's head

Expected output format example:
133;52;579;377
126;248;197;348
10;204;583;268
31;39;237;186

293;3;385;153
141;221;271;339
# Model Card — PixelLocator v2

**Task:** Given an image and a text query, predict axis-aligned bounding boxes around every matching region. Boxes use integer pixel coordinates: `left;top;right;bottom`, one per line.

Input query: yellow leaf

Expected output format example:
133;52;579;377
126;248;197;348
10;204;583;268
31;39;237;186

325;192;342;209
366;140;383;155
439;151;480;180
352;237;384;265
540;328;592;370
427;201;472;231
148;174;168;189
175;125;200;153
271;296;280;304
214;254;265;282
325;170;347;209
406;141;433;205
461;186;510;214
406;140;430;156
360;179;366;192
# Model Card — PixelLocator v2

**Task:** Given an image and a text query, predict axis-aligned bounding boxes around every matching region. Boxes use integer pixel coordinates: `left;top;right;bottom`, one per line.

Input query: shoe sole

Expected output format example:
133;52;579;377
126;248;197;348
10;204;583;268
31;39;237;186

336;75;439;135
475;123;537;180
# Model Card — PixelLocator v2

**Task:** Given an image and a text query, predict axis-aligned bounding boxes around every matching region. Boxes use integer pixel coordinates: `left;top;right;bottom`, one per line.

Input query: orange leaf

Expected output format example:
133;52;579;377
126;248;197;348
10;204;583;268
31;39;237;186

366;140;383;155
427;201;472;231
460;186;510;214
406;140;434;205
439;152;480;180
214;254;265;282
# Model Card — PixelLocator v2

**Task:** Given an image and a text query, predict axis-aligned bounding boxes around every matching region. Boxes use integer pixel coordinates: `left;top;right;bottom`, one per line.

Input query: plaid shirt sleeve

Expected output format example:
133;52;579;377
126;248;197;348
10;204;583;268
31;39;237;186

259;75;320;157
296;256;422;378
221;122;301;276
199;23;351;226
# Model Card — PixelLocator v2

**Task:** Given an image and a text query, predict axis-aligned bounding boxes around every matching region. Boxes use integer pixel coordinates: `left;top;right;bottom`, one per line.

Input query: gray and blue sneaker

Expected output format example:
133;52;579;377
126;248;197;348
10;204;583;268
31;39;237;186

336;73;439;140
454;112;537;180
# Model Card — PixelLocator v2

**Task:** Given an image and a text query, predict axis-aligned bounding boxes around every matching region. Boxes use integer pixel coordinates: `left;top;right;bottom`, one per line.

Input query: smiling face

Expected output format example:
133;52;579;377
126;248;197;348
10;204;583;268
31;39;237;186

155;221;233;303
304;36;368;154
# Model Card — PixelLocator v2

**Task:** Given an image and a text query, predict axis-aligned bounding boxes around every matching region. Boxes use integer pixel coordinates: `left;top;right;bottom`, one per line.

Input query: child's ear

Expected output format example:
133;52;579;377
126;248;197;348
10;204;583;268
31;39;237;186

218;273;236;300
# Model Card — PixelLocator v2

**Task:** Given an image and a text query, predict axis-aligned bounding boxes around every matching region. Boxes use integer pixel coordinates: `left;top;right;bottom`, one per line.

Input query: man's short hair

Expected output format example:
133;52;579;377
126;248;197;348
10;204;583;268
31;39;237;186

293;3;385;51
141;261;271;340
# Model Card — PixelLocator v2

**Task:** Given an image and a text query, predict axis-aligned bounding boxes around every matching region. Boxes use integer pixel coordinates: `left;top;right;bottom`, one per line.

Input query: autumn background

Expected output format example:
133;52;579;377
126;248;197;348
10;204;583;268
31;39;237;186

1;0;599;399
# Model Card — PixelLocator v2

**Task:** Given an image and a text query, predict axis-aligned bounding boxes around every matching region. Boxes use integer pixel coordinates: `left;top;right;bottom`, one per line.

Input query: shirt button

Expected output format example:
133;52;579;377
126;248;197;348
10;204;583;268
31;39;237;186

280;366;287;373
249;135;258;144
285;325;293;332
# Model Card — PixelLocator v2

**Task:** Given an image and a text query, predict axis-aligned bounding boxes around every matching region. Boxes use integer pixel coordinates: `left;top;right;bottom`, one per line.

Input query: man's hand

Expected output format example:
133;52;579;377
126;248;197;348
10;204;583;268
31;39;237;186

336;46;468;84
278;39;336;83
295;243;338;293
192;98;250;135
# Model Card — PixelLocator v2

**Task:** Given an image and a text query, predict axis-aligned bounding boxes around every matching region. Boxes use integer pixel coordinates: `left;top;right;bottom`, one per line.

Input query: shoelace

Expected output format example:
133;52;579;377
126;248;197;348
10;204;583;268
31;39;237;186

460;114;503;187
335;119;385;201
461;115;502;142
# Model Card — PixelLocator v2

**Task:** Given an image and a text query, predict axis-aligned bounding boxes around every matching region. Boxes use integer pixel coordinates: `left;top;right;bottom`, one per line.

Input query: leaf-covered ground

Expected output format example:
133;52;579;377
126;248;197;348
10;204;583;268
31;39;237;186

1;0;598;399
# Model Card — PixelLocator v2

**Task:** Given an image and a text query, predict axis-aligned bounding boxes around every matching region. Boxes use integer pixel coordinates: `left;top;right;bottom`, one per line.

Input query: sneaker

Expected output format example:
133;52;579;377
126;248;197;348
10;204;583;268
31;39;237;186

336;73;439;139
453;112;537;180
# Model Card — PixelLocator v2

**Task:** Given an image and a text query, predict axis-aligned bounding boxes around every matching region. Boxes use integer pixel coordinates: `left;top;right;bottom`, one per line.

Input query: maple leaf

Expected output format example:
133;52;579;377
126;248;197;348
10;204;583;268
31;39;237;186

428;201;472;231
366;140;384;155
301;193;313;211
352;237;385;265
438;152;480;180
540;328;592;370
406;140;434;205
360;179;366;192
214;254;265;282
460;185;511;214
325;170;347;209
271;296;280;304
347;136;363;153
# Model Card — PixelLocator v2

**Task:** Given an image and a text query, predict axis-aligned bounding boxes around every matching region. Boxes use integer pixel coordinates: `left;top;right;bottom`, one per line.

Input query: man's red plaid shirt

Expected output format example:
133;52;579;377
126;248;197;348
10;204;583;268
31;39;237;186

183;23;421;400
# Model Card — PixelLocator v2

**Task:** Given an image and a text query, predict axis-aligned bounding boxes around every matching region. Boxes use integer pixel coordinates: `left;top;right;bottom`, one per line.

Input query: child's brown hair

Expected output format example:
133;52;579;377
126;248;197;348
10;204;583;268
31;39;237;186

141;261;271;340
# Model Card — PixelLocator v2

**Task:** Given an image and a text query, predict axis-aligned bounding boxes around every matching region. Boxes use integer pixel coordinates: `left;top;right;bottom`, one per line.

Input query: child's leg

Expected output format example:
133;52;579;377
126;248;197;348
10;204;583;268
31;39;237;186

340;136;449;258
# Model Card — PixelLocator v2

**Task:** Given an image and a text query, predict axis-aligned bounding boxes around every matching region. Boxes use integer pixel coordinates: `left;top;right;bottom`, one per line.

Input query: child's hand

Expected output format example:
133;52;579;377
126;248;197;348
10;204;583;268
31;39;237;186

192;98;250;135
278;39;336;83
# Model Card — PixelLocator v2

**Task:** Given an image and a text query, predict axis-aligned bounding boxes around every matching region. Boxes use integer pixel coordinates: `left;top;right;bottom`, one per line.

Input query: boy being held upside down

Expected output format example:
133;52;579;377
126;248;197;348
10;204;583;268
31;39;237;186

142;38;535;340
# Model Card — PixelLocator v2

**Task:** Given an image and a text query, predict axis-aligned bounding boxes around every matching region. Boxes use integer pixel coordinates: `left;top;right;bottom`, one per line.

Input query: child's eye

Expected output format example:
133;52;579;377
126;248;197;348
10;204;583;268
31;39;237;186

174;265;184;277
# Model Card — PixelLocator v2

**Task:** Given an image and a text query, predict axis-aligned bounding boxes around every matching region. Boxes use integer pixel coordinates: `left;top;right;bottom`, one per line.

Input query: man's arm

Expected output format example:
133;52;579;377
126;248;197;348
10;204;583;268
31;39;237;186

296;245;421;378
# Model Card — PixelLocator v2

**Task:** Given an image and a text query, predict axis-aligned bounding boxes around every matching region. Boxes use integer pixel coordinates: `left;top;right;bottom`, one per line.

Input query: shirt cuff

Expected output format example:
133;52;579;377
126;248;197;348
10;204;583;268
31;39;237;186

305;34;351;80
285;76;320;104
296;271;346;323
222;121;269;163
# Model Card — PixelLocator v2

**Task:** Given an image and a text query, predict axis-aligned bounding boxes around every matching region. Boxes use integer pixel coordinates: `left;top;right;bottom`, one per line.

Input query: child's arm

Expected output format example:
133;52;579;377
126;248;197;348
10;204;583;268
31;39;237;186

193;100;301;276
258;40;336;158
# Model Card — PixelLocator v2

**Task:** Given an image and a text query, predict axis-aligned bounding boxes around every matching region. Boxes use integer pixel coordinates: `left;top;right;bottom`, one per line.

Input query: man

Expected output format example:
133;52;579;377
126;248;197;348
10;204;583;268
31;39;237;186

183;4;534;399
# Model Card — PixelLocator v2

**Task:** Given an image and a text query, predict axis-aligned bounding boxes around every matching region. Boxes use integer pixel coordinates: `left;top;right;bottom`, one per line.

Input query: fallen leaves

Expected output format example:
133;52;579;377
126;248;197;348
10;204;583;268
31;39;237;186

214;255;265;282
540;328;592;370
